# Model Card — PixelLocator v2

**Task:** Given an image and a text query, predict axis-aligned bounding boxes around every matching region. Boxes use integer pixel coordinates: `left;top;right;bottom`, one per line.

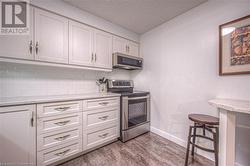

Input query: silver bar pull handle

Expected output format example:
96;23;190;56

99;102;109;106
35;42;39;54
54;120;70;126
30;111;34;127
55;149;70;156
98;133;109;138
91;53;94;62
95;53;97;62
54;134;70;141
98;115;109;120
29;40;33;54
55;106;71;112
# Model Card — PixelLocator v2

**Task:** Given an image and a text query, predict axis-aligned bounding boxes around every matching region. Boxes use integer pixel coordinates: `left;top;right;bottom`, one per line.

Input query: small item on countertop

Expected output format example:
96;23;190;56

96;77;107;93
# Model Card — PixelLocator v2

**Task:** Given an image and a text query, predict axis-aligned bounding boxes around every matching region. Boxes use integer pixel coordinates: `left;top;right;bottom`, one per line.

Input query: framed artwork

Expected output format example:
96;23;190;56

219;15;250;75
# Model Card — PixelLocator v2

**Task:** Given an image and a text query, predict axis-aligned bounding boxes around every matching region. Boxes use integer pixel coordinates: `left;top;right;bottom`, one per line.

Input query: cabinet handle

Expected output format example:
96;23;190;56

35;42;39;54
30;111;34;127
29;40;33;54
128;46;130;53
55;106;71;112
55;149;70;156
91;53;94;62
95;53;97;62
54;120;70;126
54;134;70;141
98;115;109;120
98;133;109;138
98;102;109;106
126;46;128;53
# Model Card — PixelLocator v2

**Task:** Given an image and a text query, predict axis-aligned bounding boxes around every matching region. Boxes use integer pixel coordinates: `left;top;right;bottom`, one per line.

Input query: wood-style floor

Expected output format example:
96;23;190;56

59;132;214;166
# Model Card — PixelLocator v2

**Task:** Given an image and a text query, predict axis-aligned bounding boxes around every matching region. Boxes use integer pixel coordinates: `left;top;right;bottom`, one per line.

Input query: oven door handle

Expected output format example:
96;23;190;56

125;95;149;100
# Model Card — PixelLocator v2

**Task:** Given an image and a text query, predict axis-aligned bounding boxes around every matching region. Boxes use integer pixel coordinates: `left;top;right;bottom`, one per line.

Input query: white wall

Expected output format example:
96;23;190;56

31;0;139;42
0;62;130;97
132;0;250;164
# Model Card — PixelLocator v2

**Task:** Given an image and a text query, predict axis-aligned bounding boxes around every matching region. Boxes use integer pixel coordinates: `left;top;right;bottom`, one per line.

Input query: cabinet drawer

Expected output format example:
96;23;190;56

37;113;82;134
37;127;81;151
83;107;118;129
37;141;81;166
83;97;119;110
84;126;117;150
37;101;81;118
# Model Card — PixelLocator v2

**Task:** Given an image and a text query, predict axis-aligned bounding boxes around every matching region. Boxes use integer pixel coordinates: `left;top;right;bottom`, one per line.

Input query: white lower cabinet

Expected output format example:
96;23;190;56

82;97;120;151
37;101;83;166
37;112;82;134
83;124;118;150
0;96;120;166
37;126;82;151
37;141;82;166
0;105;36;166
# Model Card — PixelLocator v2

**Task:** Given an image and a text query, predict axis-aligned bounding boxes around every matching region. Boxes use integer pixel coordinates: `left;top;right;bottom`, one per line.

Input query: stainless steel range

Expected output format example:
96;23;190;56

107;80;150;142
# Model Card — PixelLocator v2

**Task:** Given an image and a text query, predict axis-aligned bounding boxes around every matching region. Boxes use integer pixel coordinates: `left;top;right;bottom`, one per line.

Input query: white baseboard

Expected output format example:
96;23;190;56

150;126;214;161
150;126;186;147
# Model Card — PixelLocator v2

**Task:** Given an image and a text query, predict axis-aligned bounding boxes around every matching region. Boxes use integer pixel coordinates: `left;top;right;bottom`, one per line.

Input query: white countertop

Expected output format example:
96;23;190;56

0;93;121;107
209;98;250;114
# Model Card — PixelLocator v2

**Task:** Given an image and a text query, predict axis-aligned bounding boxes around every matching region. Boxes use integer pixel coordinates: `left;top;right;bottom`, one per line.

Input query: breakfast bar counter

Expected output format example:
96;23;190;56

209;99;250;166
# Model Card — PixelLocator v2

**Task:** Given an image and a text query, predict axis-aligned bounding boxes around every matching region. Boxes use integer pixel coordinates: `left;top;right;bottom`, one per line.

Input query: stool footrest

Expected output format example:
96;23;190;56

190;134;214;141
189;142;215;153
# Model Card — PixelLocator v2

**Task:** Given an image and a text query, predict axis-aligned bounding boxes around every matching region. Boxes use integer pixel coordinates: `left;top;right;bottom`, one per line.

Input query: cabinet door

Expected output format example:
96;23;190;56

0;105;36;165
34;9;68;64
69;21;94;67
128;41;139;57
94;30;112;69
112;36;127;55
0;8;34;60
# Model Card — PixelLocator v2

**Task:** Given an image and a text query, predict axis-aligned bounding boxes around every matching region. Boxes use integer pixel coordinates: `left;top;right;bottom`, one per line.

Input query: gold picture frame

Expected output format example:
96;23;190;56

219;15;250;75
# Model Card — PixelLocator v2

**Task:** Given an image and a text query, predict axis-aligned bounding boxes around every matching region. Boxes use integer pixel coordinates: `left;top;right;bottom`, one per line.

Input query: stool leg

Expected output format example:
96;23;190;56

213;127;219;166
203;124;206;136
191;123;197;157
185;126;192;166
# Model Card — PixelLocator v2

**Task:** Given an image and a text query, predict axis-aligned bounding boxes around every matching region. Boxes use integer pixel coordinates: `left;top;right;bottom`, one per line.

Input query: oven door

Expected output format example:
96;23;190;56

122;95;150;130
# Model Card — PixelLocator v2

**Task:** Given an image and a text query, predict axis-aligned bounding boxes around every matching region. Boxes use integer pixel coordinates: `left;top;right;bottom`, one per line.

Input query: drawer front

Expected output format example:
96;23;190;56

37;113;82;134
38;141;81;166
83;97;119;111
83;107;118;129
37;127;82;151
37;101;82;118
84;126;117;150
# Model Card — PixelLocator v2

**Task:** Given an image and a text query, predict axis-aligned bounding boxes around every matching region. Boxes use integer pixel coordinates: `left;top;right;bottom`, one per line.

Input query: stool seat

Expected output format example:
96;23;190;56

188;114;219;125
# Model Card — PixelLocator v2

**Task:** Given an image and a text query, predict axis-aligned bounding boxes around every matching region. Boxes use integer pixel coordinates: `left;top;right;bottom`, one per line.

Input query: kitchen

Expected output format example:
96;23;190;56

0;0;250;166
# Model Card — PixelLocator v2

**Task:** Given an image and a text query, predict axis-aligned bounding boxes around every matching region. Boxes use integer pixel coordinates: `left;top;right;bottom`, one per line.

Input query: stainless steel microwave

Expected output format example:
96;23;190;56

113;53;143;70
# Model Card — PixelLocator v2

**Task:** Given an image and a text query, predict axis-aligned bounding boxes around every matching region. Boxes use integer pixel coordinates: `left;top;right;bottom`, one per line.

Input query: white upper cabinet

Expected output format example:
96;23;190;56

0;105;36;165
0;7;138;71
128;41;139;57
69;21;94;67
112;36;140;57
113;36;127;55
94;30;112;69
34;8;68;64
0;8;34;60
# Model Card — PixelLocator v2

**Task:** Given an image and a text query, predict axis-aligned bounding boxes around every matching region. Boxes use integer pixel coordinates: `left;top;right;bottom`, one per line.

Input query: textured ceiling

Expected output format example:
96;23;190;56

64;0;207;34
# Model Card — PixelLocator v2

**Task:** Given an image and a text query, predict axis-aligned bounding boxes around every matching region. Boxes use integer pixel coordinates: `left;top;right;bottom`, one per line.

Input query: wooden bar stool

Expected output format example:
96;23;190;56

184;114;219;166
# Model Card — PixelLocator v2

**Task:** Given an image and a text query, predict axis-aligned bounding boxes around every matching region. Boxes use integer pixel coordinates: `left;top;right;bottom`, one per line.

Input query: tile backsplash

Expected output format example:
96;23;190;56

0;62;131;98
